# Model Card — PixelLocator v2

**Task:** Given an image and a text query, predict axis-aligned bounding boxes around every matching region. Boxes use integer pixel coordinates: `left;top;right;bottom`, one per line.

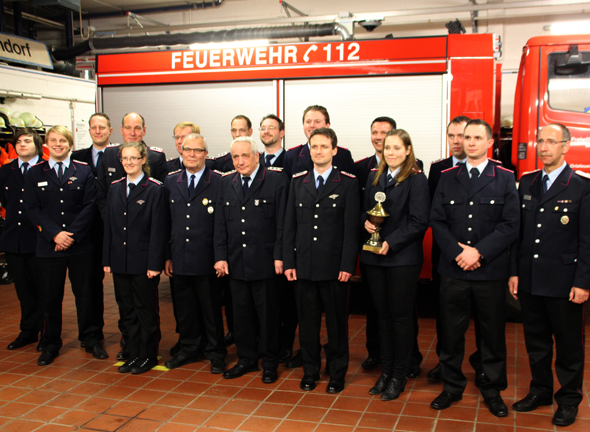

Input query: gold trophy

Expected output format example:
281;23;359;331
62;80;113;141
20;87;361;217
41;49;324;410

363;191;390;253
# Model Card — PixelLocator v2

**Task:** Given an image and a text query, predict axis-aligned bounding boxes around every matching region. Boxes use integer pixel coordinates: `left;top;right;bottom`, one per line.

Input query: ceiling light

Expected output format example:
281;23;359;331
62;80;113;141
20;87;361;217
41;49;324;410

189;40;269;50
549;21;590;35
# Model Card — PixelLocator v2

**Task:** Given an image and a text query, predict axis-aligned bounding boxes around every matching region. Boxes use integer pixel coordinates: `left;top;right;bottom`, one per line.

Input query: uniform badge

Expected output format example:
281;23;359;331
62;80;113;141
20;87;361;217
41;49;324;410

254;200;259;206
202;198;209;205
524;195;532;201
208;206;214;214
108;167;116;172
37;225;42;232
557;200;572;203
69;177;77;182
38;181;48;187
137;200;145;205
329;194;339;199
555;206;559;211
561;215;569;225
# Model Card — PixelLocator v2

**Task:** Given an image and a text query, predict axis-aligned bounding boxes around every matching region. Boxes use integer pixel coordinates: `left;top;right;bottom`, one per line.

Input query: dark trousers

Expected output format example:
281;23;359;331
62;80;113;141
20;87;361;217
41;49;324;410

295;279;349;382
220;276;234;333
6;252;45;340
38;253;98;352
113;273;160;359
90;239;105;342
439;276;507;397
278;276;299;352
172;274;227;360
520;291;585;406
366;264;422;379
230;277;280;368
360;263;380;358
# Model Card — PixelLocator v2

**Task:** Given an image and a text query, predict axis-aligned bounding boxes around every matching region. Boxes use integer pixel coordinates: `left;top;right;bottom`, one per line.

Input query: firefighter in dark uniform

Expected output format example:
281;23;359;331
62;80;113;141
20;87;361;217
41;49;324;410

25;125;105;366
214;136;287;384
509;123;590;427
361;129;430;401
1;129;45;351
283;105;356;178
166;121;215;173
283;127;360;394
164;133;227;374
71;112;113;347
103;141;169;375
429;119;519;416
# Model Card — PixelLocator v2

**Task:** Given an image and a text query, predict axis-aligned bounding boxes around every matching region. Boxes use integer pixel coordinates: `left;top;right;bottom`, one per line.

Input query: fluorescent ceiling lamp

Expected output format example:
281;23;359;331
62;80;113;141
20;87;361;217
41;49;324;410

549;21;590;35
189;39;269;50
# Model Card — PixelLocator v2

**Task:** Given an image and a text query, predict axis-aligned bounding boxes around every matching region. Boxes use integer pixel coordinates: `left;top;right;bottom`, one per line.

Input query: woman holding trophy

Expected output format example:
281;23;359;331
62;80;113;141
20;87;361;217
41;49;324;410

361;129;430;400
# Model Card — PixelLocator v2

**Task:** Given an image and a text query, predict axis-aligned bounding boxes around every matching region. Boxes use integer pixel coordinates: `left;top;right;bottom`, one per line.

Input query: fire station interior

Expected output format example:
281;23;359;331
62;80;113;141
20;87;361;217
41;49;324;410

0;1;589;431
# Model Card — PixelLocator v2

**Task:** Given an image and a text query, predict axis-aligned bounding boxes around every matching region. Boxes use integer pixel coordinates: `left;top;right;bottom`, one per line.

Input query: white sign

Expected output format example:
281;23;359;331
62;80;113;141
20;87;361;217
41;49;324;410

0;32;53;69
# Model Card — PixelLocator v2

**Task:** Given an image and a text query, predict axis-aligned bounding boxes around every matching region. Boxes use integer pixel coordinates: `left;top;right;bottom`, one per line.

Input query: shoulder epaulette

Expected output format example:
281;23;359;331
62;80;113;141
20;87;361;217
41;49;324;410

167;157;176;162
213;170;224;175
497;166;514;173
268;166;283;172
288;145;303;151
149;177;163;185
72;160;88;165
337;146;349;151
293;170;307;178
206;155;215;160
575;170;590;180
430;158;445;164
32;160;45;167
111;177;125;184
490;158;503;165
442;166;460;173
222;170;236;177
107;143;120;147
341;171;356;178
215;151;229;159
371;168;379;172
167;169;181;176
412;168;423;173
355;156;369;164
150;146;163;153
522;169;541;176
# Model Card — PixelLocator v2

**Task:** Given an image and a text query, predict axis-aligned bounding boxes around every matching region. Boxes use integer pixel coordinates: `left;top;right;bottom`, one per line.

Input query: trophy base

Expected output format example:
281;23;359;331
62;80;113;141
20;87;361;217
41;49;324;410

363;244;382;253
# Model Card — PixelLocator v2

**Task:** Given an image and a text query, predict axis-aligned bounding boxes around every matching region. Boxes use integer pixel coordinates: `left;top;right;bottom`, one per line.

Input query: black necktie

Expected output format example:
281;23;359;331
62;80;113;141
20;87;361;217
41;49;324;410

188;174;196;197
56;162;64;182
456;161;465;167
542;175;549;195
265;154;274;167
96;151;103;168
22;162;29;176
242;176;250;197
387;173;393;183
470;167;479;186
317;176;324;194
128;183;136;197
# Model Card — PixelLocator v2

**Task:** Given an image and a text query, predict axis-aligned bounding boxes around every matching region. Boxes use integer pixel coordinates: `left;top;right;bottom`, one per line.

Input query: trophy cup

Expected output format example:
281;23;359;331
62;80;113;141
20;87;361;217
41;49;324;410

363;191;390;253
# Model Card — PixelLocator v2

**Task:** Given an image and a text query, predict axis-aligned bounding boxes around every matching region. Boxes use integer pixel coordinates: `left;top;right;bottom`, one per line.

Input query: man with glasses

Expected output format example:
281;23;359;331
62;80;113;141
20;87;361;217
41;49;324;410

167;122;215;173
509;123;590;427
164;134;227;373
259;115;285;168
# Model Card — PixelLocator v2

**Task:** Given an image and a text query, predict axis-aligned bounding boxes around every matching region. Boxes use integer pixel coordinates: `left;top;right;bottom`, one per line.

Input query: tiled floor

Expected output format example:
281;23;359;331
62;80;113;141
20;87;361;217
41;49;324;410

0;276;589;432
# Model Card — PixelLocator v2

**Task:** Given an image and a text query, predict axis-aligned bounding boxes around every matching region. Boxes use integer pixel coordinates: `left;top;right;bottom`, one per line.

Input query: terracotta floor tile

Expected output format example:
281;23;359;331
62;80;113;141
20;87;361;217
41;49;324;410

402;401;440;418
156;392;197;408
53;409;98;427
15;389;59;405
202;411;247;429
0;419;45;432
137;405;181;422
0;401;37;417
98;384;137;399
287;405;327;422
237;416;282;432
173;381;211;395
357;412;398;429
155;423;197;432
105;400;150;417
10;375;53;389
83;413;131;431
365;398;404;415
191;371;224;385
435;419;478;432
142;378;182;392
22;405;68;422
0;373;29;386
253;402;293;419
395;415;437;432
116;374;154;389
39;379;79;393
265;390;303;405
332;396;370;411
475;424;517;432
298;393;335;408
68;381;109;396
187;395;227;411
219;398;260;415
170;408;213;426
439;406;478;422
235;387;272;401
477;408;516;425
75;396;117;413
322;408;363;426
87;372;124;386
60;369;97;382
126;389;167;403
274;419;317;432
31;424;77;432
116;418;163;432
315;424;355;432
0;386;29;401
202;384;241;399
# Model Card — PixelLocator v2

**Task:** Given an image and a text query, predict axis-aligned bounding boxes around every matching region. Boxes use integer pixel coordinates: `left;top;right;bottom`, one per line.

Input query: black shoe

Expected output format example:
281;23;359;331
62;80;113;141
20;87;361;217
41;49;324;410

475;370;490;388
326;380;345;394
165;353;197;370
117;348;130;361
483;396;509;417
362;355;381;370
286;350;303;368
120;336;126;348
131;357;158;374
262;367;278;384
7;337;38;350
369;373;392;395
381;377;406;401
85;344;108;359
278;349;292;363
210;358;226;374
36;342;43;352
553;404;578;426
427;364;442;382
224;332;235;346
223;363;259;379
300;374;320;391
512;394;553;412
431;391;462;410
406;364;421;379
38;350;59;366
169;342;182;357
118;357;139;373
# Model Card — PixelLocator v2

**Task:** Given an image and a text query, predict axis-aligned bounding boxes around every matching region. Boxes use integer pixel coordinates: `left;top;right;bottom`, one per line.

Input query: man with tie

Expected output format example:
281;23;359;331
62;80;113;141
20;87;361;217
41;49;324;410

25;125;105;366
509;123;590;427
164;134;227;373
259;114;285;168
283;127;360;393
213;115;254;173
167;122;212;173
429;119;519;416
214;136;288;383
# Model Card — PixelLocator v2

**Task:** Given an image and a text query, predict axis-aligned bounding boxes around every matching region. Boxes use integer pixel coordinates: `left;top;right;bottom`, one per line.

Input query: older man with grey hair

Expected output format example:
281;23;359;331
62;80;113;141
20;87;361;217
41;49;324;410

214;136;288;384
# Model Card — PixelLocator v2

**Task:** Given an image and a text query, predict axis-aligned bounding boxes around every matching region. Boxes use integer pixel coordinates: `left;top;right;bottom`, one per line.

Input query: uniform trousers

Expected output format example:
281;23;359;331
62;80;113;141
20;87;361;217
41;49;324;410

38;252;98;351
278;277;299;352
6;252;45;340
359;263;380;359
113;273;160;359
230;277;280;368
295;279;349;382
365;265;422;379
220;276;234;333
89;233;105;342
440;276;507;397
519;291;585;406
172;274;227;360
